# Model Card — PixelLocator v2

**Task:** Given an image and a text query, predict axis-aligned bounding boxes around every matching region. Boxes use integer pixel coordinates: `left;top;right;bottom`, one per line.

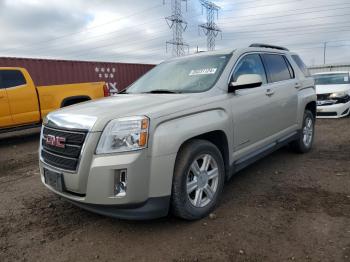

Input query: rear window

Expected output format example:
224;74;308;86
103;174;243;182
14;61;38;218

0;70;26;89
262;54;293;83
291;55;310;77
314;73;350;85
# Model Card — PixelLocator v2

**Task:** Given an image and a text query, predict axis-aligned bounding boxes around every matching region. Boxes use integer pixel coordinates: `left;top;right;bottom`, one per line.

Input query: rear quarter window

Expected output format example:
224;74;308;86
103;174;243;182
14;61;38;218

291;55;311;77
262;54;293;83
0;70;26;89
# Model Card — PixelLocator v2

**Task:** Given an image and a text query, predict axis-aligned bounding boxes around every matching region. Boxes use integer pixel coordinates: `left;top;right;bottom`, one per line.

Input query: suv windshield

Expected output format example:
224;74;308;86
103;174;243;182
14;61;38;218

126;54;232;94
314;73;350;85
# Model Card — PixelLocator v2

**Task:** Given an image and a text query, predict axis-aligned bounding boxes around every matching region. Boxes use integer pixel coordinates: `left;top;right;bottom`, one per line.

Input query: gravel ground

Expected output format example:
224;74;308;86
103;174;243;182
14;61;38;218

0;119;349;262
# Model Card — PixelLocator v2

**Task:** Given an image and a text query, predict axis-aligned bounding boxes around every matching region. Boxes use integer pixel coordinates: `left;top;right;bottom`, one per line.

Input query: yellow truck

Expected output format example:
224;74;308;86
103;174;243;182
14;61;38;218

0;67;108;132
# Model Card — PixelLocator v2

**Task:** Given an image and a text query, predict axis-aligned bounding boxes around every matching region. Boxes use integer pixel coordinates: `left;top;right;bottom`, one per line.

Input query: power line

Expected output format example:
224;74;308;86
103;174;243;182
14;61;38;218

2;0;350;63
0;3;164;53
219;4;350;24
10;9;350;58
72;25;350;60
2;0;349;54
11;22;350;60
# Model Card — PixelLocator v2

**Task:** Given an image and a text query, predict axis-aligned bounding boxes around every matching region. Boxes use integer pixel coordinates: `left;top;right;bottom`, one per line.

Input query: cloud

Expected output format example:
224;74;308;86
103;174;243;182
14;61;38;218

0;0;349;66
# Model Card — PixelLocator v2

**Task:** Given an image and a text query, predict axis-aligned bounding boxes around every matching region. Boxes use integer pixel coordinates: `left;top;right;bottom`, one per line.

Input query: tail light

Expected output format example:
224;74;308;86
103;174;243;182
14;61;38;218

103;83;110;97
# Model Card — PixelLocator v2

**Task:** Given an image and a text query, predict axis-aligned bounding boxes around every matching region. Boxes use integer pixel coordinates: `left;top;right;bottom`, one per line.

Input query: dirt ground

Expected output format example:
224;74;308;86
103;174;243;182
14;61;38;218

0;119;349;262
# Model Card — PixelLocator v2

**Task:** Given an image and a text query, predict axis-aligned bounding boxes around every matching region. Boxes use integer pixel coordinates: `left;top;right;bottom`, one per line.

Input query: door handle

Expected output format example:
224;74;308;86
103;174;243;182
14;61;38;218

265;88;274;96
295;83;302;89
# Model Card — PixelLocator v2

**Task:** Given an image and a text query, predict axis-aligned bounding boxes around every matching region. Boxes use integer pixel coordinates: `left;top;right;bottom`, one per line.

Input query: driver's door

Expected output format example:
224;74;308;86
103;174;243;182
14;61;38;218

229;53;277;160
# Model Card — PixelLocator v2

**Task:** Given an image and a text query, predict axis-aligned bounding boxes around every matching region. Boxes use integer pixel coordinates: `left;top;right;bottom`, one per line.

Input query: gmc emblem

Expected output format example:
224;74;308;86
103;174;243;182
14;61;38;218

45;135;66;148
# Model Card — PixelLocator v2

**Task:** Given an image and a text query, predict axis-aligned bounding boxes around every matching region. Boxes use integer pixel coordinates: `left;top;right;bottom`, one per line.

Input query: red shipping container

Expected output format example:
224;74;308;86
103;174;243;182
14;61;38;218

0;57;155;93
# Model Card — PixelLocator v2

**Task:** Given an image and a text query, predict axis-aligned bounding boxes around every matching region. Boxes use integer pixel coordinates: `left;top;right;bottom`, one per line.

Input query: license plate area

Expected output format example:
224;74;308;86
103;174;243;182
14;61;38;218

44;168;64;192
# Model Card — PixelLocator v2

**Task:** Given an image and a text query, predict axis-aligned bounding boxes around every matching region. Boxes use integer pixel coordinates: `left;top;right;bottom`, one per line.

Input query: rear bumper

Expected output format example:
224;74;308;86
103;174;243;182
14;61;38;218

64;195;170;220
317;102;350;118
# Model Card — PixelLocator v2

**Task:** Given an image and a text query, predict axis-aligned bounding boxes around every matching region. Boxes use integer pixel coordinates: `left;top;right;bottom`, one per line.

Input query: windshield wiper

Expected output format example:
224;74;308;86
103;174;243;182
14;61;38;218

143;89;181;94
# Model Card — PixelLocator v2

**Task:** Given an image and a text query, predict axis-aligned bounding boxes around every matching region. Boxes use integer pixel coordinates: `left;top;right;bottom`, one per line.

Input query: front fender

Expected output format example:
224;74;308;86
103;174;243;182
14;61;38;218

151;109;231;157
146;109;231;197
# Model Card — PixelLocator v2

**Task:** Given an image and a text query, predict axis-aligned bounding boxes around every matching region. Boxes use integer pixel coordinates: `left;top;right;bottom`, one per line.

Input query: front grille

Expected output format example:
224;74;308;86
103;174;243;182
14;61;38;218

317;93;350;104
41;126;88;171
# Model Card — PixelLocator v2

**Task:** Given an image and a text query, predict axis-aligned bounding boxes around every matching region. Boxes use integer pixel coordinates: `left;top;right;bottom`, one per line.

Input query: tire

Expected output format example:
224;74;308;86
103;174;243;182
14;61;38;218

171;139;225;220
290;110;315;153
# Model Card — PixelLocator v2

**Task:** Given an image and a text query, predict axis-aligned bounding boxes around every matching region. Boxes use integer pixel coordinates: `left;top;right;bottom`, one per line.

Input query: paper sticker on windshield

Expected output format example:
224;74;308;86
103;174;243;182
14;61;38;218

189;68;217;76
344;76;349;82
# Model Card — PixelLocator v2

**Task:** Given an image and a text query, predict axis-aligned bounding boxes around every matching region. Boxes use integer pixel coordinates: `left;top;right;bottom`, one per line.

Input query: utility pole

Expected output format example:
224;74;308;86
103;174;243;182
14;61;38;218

198;0;221;51
164;0;189;56
323;42;327;65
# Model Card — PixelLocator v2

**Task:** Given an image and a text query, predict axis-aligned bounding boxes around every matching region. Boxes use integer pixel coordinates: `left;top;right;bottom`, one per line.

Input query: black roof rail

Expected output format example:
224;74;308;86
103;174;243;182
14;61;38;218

249;43;289;51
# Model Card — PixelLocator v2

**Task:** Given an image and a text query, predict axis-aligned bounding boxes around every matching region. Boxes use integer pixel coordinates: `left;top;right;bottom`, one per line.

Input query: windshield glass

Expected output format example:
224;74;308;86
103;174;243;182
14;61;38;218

126;54;232;94
314;73;350;85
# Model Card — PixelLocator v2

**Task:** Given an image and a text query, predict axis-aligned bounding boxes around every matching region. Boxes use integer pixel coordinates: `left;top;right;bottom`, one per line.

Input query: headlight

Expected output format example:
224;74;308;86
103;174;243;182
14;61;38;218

96;116;149;154
329;92;348;99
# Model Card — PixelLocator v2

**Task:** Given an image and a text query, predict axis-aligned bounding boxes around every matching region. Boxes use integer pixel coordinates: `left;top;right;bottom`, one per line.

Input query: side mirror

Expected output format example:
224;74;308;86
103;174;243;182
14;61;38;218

228;74;263;93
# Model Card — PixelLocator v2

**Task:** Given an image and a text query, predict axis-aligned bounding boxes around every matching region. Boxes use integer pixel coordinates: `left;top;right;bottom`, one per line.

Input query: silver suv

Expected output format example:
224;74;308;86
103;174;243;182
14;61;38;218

39;44;316;220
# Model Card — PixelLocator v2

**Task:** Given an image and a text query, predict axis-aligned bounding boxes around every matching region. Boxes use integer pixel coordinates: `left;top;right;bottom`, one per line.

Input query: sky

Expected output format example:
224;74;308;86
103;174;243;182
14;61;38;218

1;0;350;66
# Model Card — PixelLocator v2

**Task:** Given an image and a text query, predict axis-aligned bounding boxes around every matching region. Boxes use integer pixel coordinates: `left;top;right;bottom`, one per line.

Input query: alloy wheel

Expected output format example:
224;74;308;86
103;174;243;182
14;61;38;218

186;154;219;208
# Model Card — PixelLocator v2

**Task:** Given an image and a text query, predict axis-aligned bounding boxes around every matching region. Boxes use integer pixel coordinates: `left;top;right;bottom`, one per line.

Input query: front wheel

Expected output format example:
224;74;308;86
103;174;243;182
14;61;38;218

171;139;225;220
290;110;315;153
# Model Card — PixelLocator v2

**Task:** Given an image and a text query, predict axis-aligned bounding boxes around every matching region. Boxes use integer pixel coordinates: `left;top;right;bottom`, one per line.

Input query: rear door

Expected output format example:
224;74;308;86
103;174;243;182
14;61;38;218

0;74;13;127
261;53;298;133
2;69;40;125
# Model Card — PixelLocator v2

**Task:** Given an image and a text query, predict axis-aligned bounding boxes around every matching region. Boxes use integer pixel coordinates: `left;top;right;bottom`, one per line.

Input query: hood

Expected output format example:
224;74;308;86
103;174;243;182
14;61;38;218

46;94;197;131
316;84;350;94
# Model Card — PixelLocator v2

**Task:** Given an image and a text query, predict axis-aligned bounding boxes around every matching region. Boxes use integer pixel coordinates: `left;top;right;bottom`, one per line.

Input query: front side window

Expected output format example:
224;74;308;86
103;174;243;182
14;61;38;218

126;54;232;94
231;54;267;84
262;54;293;83
314;73;350;85
0;70;26;89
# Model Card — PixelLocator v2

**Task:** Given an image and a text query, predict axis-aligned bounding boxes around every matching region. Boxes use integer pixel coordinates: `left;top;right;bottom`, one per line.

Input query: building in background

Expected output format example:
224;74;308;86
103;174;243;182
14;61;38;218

0;57;154;94
308;63;350;75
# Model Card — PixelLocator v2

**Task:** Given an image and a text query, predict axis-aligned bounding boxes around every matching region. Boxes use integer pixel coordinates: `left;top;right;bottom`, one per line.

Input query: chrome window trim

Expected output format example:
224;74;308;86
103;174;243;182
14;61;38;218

227;51;295;86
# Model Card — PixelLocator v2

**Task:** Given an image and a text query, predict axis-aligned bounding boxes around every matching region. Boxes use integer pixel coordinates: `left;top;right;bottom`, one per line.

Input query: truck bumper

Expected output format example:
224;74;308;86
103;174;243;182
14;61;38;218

317;102;350;118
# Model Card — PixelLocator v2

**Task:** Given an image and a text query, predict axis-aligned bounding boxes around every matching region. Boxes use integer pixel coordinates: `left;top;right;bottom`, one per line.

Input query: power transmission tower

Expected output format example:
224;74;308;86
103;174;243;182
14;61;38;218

164;0;189;56
198;0;221;51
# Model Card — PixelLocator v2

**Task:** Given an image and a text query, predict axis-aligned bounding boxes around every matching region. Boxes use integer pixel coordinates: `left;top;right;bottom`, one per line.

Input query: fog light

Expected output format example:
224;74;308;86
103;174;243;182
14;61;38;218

114;169;127;197
115;181;126;196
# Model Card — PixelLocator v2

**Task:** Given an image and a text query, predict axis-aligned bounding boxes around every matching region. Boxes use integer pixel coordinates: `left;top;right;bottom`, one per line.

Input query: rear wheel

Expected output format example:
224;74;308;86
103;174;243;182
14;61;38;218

290;110;315;153
171;139;225;220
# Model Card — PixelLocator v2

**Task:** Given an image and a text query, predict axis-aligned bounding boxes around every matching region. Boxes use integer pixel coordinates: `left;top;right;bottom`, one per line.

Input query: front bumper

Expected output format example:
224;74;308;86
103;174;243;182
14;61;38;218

64;196;170;220
317;101;350;118
40;148;175;219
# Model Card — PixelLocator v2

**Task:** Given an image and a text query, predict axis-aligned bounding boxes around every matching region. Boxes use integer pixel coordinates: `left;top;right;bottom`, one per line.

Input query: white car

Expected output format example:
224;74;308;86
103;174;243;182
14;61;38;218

314;71;350;118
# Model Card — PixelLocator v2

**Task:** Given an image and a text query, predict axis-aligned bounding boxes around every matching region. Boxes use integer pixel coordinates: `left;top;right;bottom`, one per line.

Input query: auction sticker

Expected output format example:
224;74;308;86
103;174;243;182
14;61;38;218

189;68;217;76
